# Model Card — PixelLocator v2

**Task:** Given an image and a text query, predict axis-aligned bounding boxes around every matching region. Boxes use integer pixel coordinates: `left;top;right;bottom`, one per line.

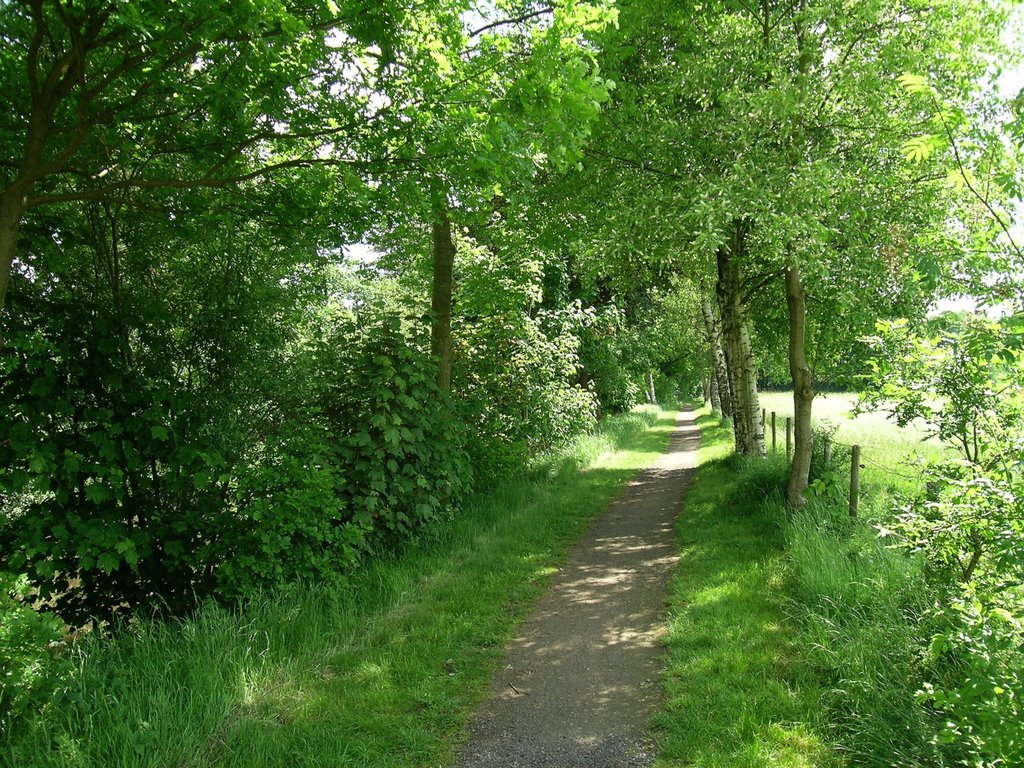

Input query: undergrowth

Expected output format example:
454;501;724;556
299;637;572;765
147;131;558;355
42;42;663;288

3;406;672;768
680;403;985;767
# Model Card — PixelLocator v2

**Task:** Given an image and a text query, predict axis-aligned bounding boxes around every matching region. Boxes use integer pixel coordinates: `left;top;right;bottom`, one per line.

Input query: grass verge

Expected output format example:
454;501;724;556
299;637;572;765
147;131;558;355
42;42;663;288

5;406;677;768
655;407;840;768
661;403;963;767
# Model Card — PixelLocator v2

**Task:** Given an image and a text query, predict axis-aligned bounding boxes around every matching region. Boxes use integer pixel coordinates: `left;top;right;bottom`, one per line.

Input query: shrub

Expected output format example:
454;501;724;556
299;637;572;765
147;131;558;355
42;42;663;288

214;419;368;596
0;572;65;736
453;307;597;479
314;312;472;550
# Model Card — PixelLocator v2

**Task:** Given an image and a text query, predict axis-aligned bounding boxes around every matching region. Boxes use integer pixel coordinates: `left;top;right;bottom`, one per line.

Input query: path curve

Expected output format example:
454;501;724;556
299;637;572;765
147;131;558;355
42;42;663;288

452;408;700;768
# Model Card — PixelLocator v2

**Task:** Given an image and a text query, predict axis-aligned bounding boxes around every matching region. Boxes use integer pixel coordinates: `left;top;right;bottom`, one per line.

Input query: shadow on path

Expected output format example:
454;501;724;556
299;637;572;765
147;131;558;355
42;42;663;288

451;409;700;768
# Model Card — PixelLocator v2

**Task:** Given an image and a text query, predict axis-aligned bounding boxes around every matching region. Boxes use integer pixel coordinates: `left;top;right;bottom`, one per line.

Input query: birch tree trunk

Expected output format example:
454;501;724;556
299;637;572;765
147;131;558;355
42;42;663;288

716;222;764;456
645;369;657;404
431;208;456;391
786;264;814;506
700;297;732;420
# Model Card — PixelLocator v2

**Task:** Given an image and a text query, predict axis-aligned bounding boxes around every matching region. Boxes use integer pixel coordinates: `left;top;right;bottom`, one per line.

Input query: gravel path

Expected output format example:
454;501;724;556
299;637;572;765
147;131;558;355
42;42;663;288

451;409;700;768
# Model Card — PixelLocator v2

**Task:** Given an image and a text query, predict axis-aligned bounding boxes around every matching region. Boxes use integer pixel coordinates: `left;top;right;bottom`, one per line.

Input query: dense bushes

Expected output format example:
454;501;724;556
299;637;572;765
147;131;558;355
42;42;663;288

0;296;472;609
454;307;597;478
207;313;473;595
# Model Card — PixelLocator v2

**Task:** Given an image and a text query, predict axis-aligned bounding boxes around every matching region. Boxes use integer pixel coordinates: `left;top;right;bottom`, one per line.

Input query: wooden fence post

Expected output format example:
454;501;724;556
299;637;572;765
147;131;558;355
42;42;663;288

823;438;831;466
849;445;861;518
771;412;776;451
786;417;792;459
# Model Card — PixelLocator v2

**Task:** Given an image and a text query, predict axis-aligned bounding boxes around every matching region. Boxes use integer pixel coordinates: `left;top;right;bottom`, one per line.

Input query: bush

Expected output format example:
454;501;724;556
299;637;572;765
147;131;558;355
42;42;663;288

923;597;1024;764
211;310;473;595
314;312;471;549
0;299;229;621
214;420;367;596
1;572;65;736
453;307;597;479
1;298;471;619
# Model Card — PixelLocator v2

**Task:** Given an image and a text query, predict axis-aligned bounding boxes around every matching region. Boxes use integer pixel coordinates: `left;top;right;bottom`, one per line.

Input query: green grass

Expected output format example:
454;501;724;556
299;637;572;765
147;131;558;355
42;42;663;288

757;391;946;469
654;407;840;768
757;390;947;513
5;405;678;768
782;510;944;767
706;394;959;766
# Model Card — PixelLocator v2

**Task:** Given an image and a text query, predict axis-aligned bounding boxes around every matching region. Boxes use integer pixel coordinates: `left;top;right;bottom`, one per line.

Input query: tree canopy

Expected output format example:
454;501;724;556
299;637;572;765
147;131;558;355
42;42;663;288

2;0;1024;763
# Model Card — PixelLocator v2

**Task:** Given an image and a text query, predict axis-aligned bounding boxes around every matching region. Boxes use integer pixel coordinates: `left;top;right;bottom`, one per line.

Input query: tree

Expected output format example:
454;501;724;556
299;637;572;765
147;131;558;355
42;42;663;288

0;0;422;313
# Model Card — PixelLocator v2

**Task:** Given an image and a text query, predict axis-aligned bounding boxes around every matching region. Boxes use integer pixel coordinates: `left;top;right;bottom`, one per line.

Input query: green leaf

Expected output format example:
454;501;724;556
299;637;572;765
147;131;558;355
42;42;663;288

85;483;112;504
897;73;934;96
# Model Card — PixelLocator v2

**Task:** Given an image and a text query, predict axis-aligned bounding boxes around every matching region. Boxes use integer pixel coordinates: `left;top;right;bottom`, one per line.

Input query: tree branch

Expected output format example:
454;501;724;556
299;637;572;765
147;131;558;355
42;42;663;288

469;6;554;38
929;93;1023;261
24;153;442;207
584;148;690;181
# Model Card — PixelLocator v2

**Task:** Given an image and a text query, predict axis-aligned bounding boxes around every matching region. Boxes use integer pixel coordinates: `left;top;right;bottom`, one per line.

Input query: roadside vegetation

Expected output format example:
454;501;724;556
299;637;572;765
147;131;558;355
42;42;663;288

678;394;1023;767
3;407;675;768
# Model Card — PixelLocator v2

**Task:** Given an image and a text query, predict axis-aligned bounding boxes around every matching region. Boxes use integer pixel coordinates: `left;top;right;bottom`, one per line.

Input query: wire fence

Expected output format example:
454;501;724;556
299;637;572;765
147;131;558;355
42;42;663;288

756;408;926;509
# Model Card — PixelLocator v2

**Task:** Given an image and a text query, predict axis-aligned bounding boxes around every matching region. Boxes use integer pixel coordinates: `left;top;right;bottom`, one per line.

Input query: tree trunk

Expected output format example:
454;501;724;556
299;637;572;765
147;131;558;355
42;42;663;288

786;264;814;507
430;208;456;391
709;367;722;413
645;369;657;404
0;191;25;314
700;297;733;421
716;221;764;456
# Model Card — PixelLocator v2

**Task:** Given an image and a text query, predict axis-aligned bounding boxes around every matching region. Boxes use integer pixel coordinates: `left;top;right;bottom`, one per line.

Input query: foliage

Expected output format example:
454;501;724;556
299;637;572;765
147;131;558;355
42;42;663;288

313;311;471;551
862;313;1024;765
2;407;675;768
923;597;1024;764
447;237;599;476
0;572;65;739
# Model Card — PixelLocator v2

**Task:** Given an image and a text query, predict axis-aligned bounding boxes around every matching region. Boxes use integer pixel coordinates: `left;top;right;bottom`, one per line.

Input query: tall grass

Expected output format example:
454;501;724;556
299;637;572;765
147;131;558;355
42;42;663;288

683;398;968;766
656;411;840;767
783;503;949;766
4;407;674;768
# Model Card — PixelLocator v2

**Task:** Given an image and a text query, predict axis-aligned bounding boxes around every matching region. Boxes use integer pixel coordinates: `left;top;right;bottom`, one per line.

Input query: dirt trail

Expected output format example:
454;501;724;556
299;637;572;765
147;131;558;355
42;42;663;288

452;409;700;768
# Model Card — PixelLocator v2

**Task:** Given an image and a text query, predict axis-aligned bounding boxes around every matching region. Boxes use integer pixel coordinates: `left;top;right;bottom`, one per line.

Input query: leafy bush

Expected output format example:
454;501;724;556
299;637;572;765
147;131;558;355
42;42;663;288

453;306;597;479
0;296;227;620
1;285;470;617
214;420;367;596
1;572;65;736
208;310;473;595
862;315;1024;765
315;312;471;549
922;597;1024;764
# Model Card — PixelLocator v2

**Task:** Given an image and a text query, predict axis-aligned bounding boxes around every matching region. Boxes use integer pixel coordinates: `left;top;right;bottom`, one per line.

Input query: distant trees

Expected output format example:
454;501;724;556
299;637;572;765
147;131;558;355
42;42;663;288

553;0;1007;504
